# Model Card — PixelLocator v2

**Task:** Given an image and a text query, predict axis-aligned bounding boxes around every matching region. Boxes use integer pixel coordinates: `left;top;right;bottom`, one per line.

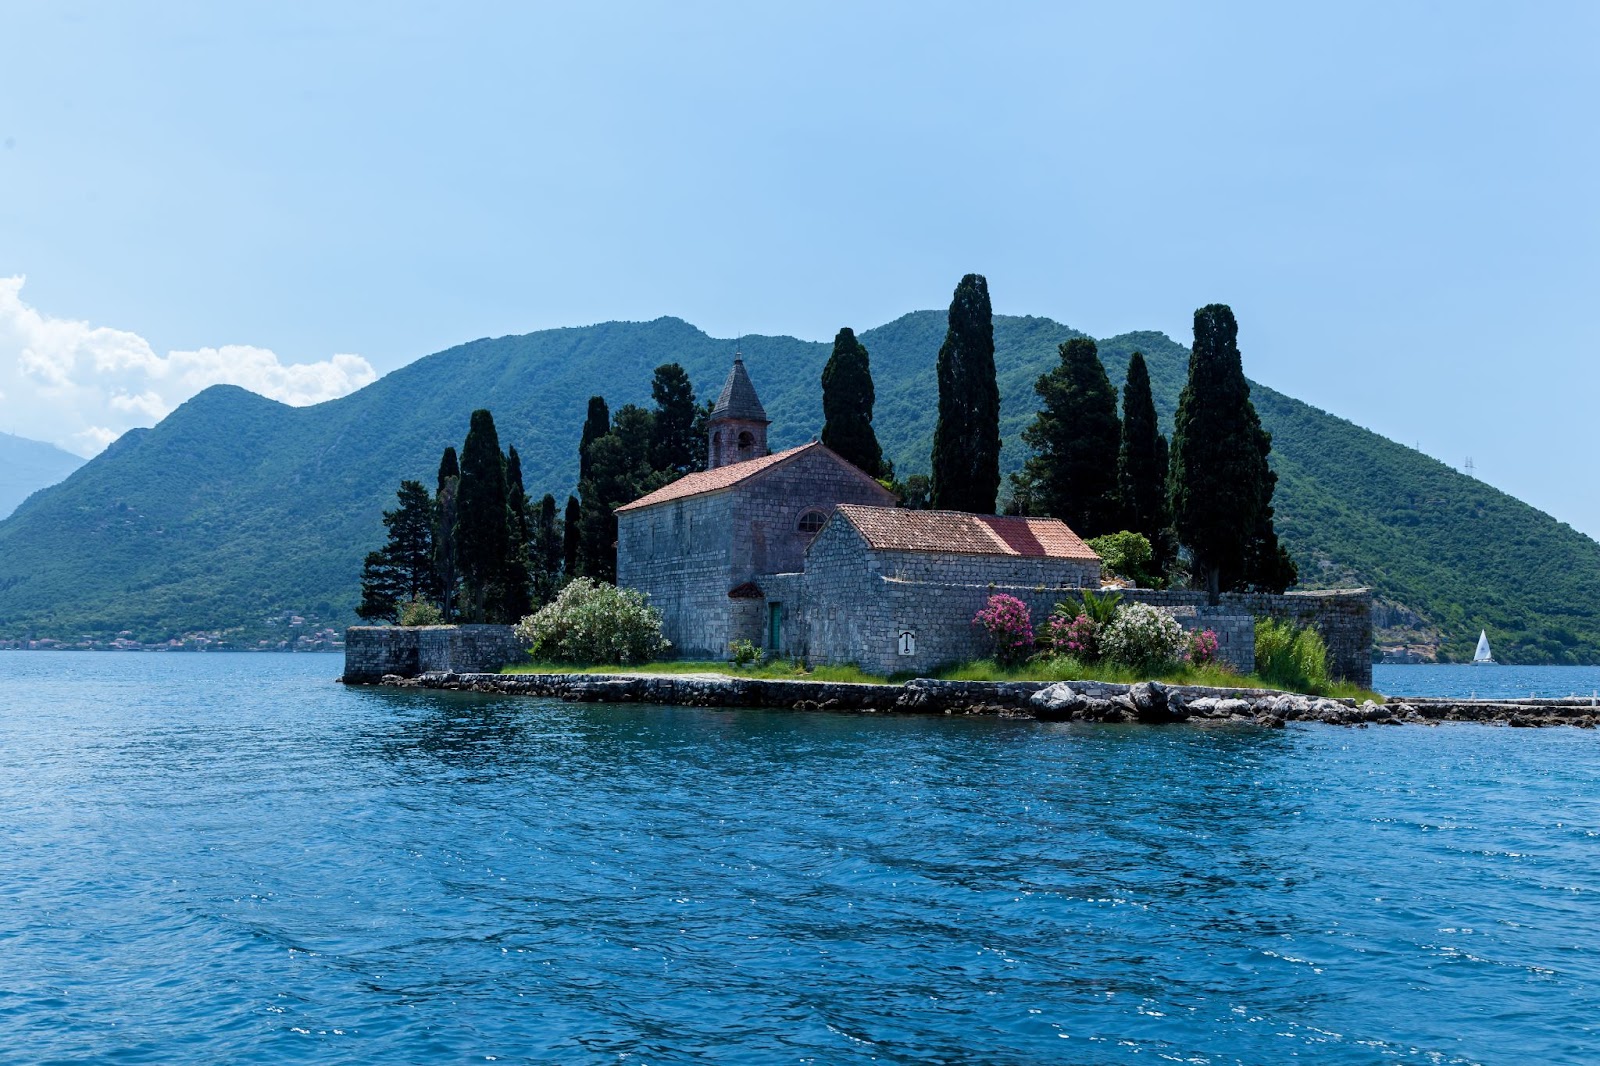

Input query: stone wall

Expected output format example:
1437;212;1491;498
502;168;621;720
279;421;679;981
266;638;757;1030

342;625;528;683
1121;589;1373;687
797;566;1372;686
617;493;736;659
728;450;895;578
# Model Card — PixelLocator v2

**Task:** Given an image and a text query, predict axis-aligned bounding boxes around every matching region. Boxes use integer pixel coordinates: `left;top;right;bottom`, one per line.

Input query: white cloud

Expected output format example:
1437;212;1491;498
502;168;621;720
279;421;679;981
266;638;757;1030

0;276;377;456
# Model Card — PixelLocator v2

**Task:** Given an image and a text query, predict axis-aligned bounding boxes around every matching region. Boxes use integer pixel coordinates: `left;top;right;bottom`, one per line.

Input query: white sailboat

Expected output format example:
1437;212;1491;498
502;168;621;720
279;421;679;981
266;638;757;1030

1473;630;1496;665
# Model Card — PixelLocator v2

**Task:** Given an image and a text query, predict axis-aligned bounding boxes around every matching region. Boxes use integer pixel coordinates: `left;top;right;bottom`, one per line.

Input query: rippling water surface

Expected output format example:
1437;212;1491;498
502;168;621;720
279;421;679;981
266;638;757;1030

1376;663;1600;701
5;652;1600;1064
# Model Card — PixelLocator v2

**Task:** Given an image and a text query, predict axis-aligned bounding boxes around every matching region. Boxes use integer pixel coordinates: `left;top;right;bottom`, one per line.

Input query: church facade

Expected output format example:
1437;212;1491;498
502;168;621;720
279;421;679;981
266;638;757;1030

615;358;1103;672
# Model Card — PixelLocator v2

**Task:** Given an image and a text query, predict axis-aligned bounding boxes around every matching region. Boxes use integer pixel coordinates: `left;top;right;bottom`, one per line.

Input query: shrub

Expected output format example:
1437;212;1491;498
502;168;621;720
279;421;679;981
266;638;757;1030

1086;531;1157;587
1187;627;1221;666
1076;588;1123;626
397;598;443;627
973;594;1035;667
1255;619;1331;692
1100;601;1187;671
513;578;669;665
730;639;763;667
1045;610;1100;662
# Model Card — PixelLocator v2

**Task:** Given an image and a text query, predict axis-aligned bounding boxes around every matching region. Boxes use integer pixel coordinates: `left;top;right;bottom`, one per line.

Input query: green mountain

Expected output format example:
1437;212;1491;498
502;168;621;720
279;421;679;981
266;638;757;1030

0;432;84;520
1;312;1595;662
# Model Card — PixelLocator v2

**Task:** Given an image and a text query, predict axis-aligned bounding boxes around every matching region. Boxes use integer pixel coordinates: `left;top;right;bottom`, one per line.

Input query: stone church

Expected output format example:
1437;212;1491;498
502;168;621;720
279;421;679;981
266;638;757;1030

615;358;1103;674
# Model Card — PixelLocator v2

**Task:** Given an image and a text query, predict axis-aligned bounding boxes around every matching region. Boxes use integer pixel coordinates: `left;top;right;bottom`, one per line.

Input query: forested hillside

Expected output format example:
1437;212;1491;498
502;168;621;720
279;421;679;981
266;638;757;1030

1;312;1595;662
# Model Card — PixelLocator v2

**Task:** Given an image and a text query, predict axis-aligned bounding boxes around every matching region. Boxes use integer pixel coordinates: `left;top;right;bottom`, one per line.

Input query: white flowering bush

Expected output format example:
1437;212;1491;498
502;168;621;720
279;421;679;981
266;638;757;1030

513;578;670;665
1099;602;1187;671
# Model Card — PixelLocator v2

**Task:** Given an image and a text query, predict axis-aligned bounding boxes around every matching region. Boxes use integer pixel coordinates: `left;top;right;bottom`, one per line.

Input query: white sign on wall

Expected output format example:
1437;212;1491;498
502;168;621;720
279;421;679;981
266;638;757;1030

897;630;916;656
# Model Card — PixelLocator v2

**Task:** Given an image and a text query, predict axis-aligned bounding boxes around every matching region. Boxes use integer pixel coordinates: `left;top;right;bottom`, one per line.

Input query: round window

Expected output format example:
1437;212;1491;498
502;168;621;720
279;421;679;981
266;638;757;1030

797;510;827;535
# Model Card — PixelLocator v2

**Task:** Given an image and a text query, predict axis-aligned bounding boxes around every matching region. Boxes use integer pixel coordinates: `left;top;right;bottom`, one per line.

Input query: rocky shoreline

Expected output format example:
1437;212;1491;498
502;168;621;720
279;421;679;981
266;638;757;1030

351;671;1600;728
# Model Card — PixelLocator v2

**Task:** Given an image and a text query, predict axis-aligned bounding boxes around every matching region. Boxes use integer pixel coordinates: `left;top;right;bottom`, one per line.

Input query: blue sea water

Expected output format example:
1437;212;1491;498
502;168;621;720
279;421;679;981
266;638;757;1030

4;653;1600;1064
1375;663;1600;701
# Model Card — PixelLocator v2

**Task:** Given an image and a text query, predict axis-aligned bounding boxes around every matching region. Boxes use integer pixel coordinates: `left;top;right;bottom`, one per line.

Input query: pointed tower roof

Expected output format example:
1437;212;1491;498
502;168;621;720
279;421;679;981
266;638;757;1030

710;357;769;424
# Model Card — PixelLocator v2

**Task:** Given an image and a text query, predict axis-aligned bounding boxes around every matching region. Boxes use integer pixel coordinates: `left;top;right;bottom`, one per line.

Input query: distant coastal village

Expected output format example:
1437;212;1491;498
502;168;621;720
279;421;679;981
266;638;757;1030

345;274;1373;694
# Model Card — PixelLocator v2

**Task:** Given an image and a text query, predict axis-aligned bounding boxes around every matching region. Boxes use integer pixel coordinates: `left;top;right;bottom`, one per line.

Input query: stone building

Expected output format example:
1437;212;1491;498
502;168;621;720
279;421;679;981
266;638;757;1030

614;357;1373;686
614;357;898;657
790;505;1102;675
615;357;1099;664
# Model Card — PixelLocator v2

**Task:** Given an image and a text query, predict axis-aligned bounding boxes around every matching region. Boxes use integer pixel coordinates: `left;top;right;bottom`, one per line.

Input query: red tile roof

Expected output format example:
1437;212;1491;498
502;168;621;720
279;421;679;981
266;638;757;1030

835;504;1100;560
615;442;840;512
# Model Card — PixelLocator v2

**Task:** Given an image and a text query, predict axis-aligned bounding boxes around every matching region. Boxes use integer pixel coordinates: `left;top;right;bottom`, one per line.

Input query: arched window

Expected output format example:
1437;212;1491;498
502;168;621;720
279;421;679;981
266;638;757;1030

797;510;827;536
737;430;755;451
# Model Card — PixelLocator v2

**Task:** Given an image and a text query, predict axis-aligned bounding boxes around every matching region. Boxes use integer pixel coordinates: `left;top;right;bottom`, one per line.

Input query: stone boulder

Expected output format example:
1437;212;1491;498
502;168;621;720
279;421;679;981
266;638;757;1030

1030;682;1086;719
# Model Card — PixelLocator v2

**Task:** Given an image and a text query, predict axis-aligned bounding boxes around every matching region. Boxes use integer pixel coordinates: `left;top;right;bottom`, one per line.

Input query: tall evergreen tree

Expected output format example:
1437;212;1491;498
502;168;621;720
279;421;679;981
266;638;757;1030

579;396;610;482
453;409;512;621
501;445;534;621
1012;337;1122;537
929;274;1001;513
820;327;888;478
531;492;563;607
688;398;714;472
577;404;661;582
1117;351;1174;575
1169;304;1295;599
649;363;700;477
434;446;460;621
562;495;582;578
357;480;439;621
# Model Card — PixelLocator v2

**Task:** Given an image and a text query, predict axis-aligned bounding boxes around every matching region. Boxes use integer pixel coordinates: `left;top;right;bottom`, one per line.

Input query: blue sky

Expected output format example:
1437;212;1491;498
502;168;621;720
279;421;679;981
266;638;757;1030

1;2;1596;535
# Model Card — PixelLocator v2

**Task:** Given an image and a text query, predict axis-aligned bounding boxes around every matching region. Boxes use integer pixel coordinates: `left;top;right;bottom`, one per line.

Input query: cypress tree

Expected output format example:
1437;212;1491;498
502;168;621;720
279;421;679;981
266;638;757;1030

1117;351;1174;575
649;363;699;477
929;274;1001;513
820;327;888;478
579;396;610;482
501;446;534;621
562;495;582;578
357;480;438;621
453;409;512;621
688;398;714;472
531;492;563;606
1169;304;1293;599
577;404;661;583
1013;337;1121;537
434;446;460;621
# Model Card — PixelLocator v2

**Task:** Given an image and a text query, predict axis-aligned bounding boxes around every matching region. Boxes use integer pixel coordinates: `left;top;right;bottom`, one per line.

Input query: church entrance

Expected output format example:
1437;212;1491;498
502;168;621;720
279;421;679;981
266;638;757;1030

767;602;783;652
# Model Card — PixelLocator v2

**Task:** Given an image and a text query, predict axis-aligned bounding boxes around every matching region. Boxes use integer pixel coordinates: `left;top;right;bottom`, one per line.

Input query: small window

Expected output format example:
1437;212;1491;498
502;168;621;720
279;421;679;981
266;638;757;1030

737;430;755;450
797;510;827;536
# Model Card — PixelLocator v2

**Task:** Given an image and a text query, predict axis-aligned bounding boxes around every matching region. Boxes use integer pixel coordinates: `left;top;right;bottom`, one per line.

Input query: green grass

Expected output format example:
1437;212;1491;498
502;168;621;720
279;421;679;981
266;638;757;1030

924;657;1378;702
504;655;1379;701
503;659;892;684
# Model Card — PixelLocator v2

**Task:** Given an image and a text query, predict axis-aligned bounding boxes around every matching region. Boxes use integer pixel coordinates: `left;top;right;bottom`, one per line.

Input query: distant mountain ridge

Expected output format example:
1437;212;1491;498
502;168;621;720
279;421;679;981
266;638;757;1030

1;311;1597;662
0;432;84;520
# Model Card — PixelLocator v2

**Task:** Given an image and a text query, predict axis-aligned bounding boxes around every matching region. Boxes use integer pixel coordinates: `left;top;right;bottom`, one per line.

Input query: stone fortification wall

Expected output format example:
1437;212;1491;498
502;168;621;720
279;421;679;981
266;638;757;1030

342;625;527;683
1121;589;1372;687
799;567;1372;685
617;493;735;659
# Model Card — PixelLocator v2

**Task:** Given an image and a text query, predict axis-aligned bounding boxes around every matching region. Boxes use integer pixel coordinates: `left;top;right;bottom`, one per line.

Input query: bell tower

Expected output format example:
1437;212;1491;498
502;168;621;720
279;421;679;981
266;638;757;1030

706;355;770;469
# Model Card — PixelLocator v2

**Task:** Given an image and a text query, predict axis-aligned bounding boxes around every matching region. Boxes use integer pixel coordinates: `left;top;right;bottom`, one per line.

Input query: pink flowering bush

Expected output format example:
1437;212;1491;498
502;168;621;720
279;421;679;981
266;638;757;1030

1188;628;1220;666
973;594;1035;666
1045;611;1100;662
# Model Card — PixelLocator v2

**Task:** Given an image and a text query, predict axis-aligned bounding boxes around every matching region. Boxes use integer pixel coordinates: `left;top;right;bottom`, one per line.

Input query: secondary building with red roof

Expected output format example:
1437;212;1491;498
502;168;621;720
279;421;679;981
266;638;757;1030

615;358;1100;673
